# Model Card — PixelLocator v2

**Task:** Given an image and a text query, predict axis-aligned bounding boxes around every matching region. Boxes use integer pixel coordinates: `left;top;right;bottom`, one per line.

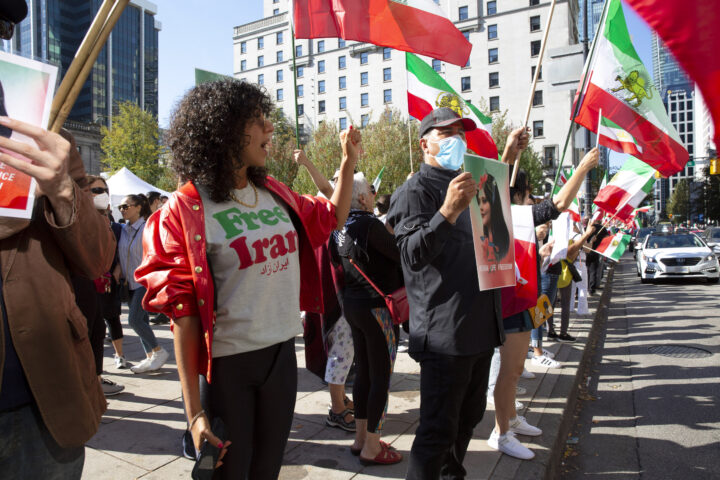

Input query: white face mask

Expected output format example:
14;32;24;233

93;192;110;210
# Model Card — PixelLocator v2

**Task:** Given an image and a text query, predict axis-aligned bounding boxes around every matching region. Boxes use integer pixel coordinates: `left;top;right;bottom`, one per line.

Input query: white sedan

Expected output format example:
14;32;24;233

637;233;720;284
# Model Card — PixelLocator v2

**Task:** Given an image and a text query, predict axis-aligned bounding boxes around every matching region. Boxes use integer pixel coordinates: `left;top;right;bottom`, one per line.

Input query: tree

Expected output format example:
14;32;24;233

666;179;689;224
703;163;720;223
292;120;343;194
266;107;300;186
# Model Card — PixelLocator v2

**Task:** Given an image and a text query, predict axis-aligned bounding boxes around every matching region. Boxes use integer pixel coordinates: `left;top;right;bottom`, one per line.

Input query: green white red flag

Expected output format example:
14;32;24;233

293;0;471;66
595;232;631;261
406;52;498;158
597;115;643;157
553;168;581;222
372;166;384;193
594;156;655;222
572;0;688;177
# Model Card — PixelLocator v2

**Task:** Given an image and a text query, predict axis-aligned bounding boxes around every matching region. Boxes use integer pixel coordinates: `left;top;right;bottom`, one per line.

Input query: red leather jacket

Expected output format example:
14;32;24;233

135;179;336;382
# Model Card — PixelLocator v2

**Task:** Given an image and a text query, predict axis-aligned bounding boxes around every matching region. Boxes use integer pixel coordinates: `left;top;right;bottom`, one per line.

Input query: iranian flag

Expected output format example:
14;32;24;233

594;156;655;222
597;115;642;157
293;0;471;66
502;205;538;318
595;232;631;261
553;169;581;222
406;53;498;159
372;166;384;193
572;0;688;177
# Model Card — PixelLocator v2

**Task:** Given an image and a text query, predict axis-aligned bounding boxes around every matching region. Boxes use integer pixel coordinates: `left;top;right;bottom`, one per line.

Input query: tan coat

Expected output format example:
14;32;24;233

0;146;115;447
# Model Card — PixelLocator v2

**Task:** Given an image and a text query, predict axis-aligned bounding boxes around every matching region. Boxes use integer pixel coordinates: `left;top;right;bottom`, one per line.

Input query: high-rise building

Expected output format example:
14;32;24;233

234;0;581;182
577;0;604;44
5;0;160;173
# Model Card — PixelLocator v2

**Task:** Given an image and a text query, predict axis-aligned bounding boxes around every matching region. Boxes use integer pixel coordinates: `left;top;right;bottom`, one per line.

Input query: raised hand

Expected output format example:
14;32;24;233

439;172;477;224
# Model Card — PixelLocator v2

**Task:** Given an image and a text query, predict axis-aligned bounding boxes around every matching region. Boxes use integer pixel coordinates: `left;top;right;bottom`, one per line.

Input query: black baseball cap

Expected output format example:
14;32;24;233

0;0;28;23
418;107;476;139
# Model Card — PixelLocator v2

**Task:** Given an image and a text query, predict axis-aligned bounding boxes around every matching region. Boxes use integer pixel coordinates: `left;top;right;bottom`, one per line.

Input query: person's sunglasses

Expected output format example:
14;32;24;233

91;187;109;194
118;204;135;211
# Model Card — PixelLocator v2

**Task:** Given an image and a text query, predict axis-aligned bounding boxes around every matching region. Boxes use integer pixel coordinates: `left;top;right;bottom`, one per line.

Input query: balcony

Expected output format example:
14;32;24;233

234;12;288;38
350;43;378;56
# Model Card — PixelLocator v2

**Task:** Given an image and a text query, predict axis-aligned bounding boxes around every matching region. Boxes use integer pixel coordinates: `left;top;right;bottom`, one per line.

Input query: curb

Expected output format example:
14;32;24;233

543;263;616;480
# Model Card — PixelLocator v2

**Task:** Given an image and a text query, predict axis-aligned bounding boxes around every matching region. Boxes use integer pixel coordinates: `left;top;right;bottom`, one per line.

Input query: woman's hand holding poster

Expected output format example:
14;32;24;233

0;51;58;219
464;153;515;291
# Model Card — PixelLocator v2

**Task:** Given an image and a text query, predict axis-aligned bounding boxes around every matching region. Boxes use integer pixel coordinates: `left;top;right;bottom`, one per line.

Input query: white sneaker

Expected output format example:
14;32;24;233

487;396;524;410
488;430;535;460
532;354;561;368
521;368;536;379
114;354;129;369
509;415;542;436
516;385;527;395
146;348;169;371
541;349;556;359
130;357;153;374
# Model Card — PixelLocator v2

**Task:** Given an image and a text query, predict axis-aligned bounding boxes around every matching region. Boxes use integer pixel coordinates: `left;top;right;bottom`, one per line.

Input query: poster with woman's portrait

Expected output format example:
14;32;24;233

0;51;57;219
464;153;515;291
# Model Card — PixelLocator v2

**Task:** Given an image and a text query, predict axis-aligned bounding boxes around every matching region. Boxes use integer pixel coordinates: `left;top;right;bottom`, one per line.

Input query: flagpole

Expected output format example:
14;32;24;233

595;108;602;148
290;25;301;149
510;0;557;187
407;118;414;173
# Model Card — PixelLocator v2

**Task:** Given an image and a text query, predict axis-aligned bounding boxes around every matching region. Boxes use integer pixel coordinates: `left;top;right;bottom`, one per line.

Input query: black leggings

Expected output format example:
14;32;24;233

100;279;123;341
344;300;395;433
209;338;296;480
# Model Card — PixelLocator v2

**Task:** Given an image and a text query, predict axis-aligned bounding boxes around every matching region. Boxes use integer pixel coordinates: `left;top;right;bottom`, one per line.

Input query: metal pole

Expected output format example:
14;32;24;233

582;0;593;217
290;26;301;148
407;119;414;173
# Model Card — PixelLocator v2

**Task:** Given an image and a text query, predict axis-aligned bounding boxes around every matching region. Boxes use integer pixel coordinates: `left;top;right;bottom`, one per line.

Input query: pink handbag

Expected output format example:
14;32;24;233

348;258;409;325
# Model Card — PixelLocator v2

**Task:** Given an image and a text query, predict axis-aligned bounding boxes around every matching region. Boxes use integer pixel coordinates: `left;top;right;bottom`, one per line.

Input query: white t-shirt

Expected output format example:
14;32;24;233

200;184;301;357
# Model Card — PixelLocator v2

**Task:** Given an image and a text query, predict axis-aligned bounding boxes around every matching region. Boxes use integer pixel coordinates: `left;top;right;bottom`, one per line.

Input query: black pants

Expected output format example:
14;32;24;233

406;349;494;480
344;300;394;432
587;260;602;291
100;279;123;341
209;338;296;480
71;275;106;376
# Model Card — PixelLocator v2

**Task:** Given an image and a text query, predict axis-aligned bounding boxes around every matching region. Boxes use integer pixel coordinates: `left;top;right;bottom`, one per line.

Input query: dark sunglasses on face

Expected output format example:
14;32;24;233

118;204;135;211
90;187;109;194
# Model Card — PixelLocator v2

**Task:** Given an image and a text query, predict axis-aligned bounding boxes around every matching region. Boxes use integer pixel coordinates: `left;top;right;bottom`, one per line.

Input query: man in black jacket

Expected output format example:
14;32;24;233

387;108;526;479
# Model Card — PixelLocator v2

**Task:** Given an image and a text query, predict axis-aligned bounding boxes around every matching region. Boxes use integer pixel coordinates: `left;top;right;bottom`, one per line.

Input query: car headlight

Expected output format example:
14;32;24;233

643;254;655;263
707;254;717;262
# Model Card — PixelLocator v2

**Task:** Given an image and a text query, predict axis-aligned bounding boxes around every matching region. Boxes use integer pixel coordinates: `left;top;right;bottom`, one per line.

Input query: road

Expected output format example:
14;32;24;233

560;254;720;479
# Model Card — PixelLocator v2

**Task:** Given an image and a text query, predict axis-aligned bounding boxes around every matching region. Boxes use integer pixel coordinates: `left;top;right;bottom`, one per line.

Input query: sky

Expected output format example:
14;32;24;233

153;0;655;172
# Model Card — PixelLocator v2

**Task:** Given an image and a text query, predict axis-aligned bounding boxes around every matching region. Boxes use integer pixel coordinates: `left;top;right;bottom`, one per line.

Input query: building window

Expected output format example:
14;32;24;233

670;102;677;111
384;89;392;103
276;51;283;62
339;97;347;110
361;114;370;127
338;39;346;48
276;31;283;44
361;71;369;86
531;65;543;80
339;117;347;130
258;55;264;67
487;1;497;15
273;8;279;15
383;67;392;81
688;111;693;121
360;52;368;65
679;124;685;133
533;120;544;137
277;88;283;101
530;16;541;32
679;112;685;122
432;59;442;72
361;92;369;107
276;69;283;82
241;41;246;54
339;56;346;69
530;0;540;5
671;113;676;122
489;48;499;63
258;37;264;49
531;40;541;56
687;99;693;109
533;90;543;106
544;146;556;167
461;77;471;92
258;74;264;85
490;96;500;111
488;24;497;40
297;85;304;97
318;80;326;93
297;104;304;116
463;31;470;41
317;40;325;53
319;100;326;113
296;66;304;77
339;76;346;89
296;45;303;56
383;47;391;60
318;60;325;73
240;59;247;71
459;6;469;20
489;72;499;87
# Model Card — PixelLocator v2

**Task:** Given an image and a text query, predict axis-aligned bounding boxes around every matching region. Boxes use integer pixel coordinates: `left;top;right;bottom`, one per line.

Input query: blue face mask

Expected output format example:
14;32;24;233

433;135;467;170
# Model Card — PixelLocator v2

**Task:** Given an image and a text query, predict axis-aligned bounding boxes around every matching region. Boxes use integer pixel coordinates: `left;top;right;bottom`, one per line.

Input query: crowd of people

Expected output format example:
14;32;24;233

0;5;608;474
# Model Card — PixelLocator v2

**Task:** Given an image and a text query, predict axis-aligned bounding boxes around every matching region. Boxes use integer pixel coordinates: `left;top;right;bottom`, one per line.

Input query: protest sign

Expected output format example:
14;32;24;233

0;51;57;219
464;153;515;291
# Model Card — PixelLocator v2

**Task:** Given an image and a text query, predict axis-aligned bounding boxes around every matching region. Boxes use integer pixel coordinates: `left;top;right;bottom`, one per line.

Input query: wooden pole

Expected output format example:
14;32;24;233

290;26;301;148
407;119;414;173
50;0;130;133
510;0;557;187
48;0;115;128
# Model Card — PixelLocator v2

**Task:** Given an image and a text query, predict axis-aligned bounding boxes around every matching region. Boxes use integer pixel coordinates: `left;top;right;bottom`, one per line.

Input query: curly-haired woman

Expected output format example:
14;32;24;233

135;80;359;479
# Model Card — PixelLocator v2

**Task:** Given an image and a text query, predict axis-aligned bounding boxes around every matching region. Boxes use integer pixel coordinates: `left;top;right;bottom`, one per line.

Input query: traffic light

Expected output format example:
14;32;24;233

710;158;719;175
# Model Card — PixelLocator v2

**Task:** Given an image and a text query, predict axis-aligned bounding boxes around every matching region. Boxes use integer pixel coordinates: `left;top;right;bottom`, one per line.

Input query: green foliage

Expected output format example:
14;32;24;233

293;121;344;194
666;179;689;223
702;164;720;222
266;107;300;186
101;101;167;186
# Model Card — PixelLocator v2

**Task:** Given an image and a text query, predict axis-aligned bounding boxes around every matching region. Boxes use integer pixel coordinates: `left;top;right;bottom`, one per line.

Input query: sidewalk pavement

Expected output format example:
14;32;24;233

83;271;612;479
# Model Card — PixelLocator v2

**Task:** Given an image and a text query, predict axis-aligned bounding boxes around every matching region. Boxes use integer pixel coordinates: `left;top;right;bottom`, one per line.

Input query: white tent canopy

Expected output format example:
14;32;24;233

105;167;171;220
